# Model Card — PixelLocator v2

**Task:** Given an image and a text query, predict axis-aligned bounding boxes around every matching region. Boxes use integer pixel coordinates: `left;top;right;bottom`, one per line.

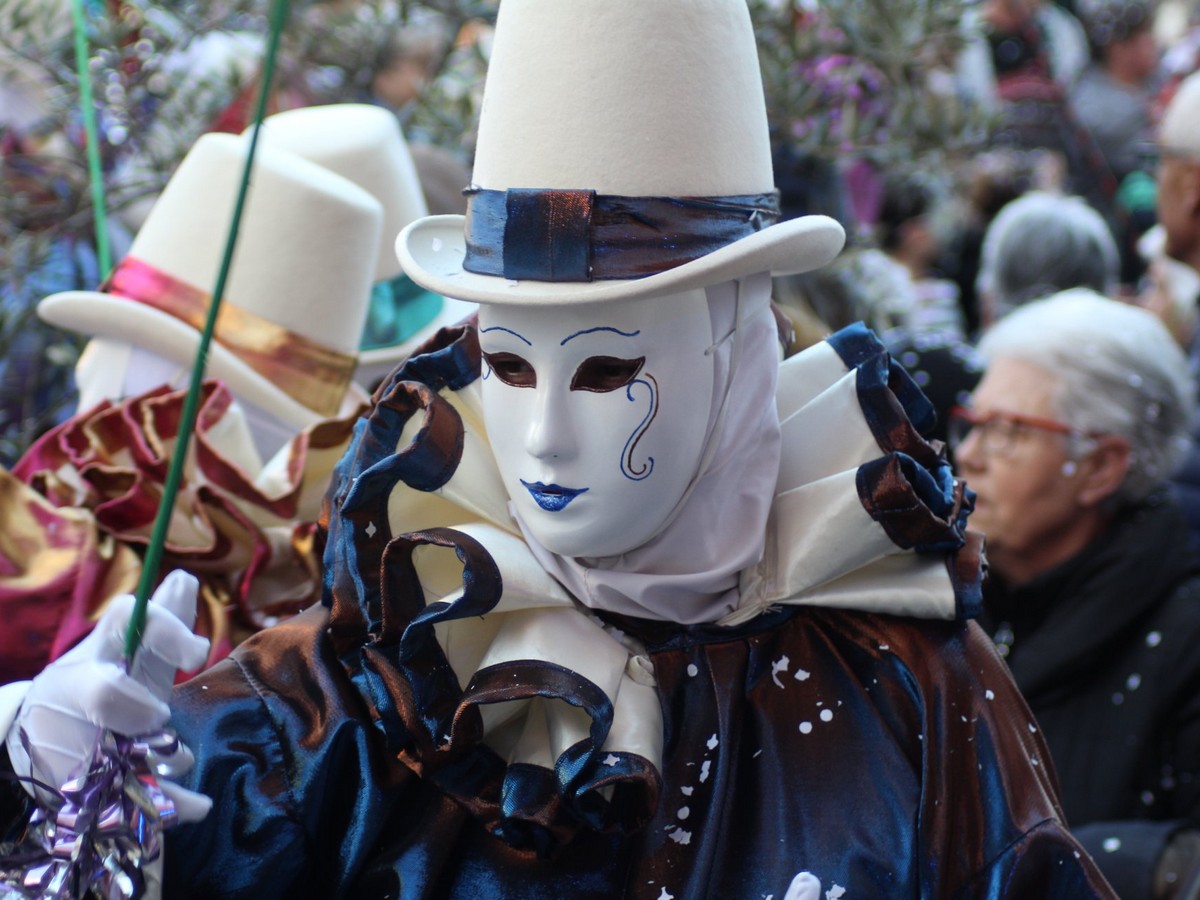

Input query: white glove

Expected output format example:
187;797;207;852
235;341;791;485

783;872;824;900
5;570;213;822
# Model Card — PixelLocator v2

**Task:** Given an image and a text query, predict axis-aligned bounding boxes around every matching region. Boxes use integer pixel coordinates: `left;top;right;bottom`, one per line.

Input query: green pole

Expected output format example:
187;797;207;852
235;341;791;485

69;0;111;278
123;0;293;663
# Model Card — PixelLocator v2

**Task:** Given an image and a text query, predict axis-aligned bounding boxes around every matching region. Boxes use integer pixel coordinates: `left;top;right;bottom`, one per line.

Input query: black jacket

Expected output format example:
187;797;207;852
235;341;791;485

983;492;1200;897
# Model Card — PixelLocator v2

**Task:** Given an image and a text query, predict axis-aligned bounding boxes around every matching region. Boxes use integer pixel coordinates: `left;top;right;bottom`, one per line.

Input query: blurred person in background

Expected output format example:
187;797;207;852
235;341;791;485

959;0;1090;111
366;12;472;216
1143;70;1200;553
853;172;966;339
937;149;1043;336
369;15;446;114
1071;0;1163;283
1072;0;1160;195
952;288;1200;899
976;189;1120;327
958;0;1118;207
1148;70;1200;346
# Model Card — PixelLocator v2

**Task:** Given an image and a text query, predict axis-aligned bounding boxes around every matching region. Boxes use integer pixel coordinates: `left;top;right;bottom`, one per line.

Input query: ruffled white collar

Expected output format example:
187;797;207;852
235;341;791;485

401;333;971;629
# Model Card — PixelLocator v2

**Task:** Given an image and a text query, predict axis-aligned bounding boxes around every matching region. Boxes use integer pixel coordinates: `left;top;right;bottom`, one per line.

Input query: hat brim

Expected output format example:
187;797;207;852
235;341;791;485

396;213;846;306
39;292;366;430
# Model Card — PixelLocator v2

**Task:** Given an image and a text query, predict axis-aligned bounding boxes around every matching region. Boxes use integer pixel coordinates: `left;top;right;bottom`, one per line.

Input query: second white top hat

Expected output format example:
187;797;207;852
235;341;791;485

254;104;477;383
39;131;383;427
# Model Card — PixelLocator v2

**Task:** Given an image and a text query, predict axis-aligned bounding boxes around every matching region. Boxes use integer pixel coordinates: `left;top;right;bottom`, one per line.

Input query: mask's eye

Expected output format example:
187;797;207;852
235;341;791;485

570;356;645;393
482;351;536;387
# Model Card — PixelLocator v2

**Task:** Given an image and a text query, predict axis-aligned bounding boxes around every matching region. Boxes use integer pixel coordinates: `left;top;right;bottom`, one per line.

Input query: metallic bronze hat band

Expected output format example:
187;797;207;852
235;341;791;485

462;188;781;283
102;258;356;417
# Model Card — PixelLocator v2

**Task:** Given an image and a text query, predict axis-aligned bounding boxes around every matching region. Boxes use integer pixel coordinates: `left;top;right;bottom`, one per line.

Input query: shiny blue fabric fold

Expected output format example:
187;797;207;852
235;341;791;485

826;322;938;444
856;452;958;549
824;322;983;619
463;188;781;281
318;326;660;853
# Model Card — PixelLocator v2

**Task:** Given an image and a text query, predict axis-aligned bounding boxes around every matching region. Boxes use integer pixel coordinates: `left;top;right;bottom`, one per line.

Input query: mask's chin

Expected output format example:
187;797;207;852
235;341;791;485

516;498;664;560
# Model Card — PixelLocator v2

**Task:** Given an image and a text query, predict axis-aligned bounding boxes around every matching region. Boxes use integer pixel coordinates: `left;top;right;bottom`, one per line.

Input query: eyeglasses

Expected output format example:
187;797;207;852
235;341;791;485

947;406;1097;458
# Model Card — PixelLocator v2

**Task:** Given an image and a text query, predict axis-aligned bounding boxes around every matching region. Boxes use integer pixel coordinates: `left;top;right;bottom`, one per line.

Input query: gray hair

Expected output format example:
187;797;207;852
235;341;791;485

1075;0;1153;50
977;288;1195;506
976;191;1120;321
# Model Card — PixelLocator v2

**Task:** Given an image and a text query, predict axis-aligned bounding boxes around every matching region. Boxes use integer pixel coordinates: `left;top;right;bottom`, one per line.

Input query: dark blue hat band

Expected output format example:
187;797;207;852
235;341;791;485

462;187;781;283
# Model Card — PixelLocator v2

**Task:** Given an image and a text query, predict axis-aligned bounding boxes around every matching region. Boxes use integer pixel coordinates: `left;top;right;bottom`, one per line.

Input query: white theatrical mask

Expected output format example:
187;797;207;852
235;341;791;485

479;289;716;559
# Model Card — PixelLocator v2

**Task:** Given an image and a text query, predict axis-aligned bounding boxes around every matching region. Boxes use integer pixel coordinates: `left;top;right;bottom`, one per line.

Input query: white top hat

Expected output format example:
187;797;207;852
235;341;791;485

254;103;477;382
396;0;845;306
255;104;429;282
38;131;383;428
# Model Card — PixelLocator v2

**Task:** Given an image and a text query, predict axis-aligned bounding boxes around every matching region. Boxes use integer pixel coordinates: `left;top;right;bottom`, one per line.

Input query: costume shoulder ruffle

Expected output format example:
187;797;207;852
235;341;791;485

732;322;982;626
0;382;359;680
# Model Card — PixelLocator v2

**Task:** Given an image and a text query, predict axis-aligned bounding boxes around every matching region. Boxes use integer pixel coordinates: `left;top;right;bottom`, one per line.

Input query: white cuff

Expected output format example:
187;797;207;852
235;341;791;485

1;680;33;794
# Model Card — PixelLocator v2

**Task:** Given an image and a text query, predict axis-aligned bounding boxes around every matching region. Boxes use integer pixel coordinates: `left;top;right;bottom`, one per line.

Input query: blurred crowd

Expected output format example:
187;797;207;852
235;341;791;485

774;1;1200;895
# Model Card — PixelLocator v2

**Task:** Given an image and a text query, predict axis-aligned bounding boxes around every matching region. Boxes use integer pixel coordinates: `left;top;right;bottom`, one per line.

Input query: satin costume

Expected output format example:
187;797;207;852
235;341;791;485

0;382;363;682
89;320;1108;899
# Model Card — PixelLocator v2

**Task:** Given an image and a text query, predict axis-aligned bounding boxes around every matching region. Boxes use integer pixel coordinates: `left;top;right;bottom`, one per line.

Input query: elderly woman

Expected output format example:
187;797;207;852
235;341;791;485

952;288;1200;898
976;190;1120;327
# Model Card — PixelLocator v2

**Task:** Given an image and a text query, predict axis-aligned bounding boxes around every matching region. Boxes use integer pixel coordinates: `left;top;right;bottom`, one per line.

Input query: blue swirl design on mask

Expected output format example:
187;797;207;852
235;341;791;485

621;374;657;481
560;326;640;345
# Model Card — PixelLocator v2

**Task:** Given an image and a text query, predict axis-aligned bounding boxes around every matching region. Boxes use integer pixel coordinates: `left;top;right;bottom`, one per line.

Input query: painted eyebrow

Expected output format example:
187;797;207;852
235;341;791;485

479;325;532;346
560;326;641;346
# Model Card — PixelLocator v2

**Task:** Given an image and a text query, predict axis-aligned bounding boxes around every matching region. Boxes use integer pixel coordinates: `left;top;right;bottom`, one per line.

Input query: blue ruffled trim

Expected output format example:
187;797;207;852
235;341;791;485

320;324;660;854
323;324;479;620
953;536;984;620
826;322;938;440
826;323;984;620
878;452;955;542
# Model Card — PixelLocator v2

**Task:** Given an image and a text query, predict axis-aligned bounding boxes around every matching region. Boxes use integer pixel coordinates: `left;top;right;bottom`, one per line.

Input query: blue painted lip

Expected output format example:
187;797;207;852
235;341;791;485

521;480;589;512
